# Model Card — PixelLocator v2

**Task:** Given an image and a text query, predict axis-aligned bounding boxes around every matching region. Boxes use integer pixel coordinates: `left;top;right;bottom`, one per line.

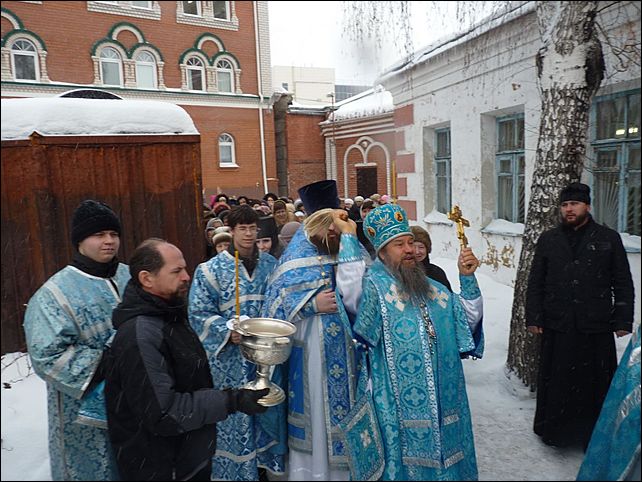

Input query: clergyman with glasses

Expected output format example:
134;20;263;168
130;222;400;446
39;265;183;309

188;205;284;480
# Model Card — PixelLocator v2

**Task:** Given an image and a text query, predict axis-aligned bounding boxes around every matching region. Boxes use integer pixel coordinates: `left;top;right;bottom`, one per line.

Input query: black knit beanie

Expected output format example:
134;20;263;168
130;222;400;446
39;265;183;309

71;200;121;246
559;182;591;205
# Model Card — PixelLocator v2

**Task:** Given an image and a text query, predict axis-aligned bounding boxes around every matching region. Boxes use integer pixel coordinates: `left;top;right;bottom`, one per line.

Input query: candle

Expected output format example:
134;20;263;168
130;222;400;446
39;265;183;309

391;159;397;203
235;249;240;319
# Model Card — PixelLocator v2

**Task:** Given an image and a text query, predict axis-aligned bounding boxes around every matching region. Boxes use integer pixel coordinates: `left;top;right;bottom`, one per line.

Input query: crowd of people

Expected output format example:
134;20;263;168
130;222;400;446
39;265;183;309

200;190;395;262
22;181;638;481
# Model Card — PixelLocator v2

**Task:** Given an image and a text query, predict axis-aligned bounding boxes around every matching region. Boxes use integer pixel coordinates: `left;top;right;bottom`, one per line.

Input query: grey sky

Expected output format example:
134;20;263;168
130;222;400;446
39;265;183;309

267;1;467;85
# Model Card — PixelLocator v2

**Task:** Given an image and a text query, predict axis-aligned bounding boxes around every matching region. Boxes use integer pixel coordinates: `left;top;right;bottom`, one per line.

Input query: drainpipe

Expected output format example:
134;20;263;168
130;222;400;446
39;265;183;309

254;1;269;194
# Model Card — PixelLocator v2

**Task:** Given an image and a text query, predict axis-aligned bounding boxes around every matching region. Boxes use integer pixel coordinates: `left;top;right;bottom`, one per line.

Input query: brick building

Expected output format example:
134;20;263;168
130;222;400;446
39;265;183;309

272;86;399;202
1;1;277;200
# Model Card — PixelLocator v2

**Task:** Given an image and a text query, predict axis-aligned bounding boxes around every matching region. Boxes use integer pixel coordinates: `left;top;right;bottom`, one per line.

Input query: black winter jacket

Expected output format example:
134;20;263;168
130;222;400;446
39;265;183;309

525;217;634;334
104;281;232;481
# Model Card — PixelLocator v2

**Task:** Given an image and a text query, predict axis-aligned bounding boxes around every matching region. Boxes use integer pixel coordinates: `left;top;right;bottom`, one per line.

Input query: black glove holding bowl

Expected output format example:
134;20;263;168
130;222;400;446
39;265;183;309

225;388;269;415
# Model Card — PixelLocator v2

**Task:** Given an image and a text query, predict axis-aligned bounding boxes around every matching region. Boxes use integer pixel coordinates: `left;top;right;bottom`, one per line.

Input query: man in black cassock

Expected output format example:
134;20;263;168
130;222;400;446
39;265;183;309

526;182;635;450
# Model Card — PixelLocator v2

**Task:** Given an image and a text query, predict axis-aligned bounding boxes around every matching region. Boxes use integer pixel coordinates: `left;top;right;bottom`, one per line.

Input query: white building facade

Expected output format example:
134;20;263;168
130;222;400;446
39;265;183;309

379;2;640;319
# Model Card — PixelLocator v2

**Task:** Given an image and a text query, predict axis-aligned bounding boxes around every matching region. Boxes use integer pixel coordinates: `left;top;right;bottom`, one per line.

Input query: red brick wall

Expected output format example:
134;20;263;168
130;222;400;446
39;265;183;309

334;129;396;198
190;106;276;200
1;1;260;92
285;114;326;196
2;1;276;200
394;104;414;128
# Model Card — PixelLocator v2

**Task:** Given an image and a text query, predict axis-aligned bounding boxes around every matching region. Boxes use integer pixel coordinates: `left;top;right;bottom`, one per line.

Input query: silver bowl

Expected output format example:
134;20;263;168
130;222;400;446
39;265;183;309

234;317;296;406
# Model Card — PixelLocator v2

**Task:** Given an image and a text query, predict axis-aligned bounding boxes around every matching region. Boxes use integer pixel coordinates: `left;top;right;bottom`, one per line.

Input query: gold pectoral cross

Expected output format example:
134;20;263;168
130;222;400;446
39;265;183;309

447;205;470;248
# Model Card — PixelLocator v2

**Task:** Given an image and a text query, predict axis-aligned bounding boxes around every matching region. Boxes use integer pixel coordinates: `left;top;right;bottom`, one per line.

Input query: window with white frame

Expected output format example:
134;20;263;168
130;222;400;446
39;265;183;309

591;90;640;236
182;1;201;16
100;47;123;86
135;51;157;88
11;39;39;81
496;114;525;223
213;1;230;20
186;57;205;91
218;133;236;166
216;59;234;92
434;128;451;213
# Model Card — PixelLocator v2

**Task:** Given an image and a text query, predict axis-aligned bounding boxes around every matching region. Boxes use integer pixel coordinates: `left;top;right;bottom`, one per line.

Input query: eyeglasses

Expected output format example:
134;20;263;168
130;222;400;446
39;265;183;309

234;226;258;234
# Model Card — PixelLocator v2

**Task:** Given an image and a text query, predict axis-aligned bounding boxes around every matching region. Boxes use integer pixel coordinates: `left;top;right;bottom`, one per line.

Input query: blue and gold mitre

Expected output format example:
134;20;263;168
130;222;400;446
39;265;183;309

363;203;412;253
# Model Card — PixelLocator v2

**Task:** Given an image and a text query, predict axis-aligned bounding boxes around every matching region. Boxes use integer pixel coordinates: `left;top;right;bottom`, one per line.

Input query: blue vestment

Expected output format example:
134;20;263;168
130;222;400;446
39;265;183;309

577;325;641;481
354;259;483;480
261;228;368;479
188;249;284;480
23;264;130;481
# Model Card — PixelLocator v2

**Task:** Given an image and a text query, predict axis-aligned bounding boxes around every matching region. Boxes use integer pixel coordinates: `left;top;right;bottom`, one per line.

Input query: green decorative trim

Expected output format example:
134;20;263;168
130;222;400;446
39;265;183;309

211;51;241;69
91;38;129;58
107;21;146;43
178;47;208;65
194;32;226;51
2;28;47;50
1;7;24;29
129;42;164;62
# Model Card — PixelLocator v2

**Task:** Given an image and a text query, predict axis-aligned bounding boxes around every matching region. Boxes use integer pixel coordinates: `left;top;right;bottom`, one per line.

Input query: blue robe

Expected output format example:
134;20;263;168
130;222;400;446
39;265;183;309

577;325;641;481
188;249;283;480
23;264;130;481
261;228;368;478
354;259;483;481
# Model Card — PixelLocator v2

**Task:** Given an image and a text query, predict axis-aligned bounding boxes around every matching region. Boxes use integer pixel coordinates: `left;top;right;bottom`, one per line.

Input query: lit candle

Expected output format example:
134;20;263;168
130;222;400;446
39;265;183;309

235;249;240;319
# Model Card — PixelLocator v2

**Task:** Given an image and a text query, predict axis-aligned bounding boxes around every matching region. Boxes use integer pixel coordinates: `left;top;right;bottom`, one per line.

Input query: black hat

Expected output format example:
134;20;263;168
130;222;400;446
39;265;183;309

257;216;277;240
297;180;339;215
71;200;121;246
560;182;591;205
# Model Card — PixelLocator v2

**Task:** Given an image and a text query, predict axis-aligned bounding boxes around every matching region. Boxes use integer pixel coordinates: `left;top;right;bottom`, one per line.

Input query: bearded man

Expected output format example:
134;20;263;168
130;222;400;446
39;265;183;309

261;180;370;481
526;182;634;450
354;203;484;481
104;239;267;481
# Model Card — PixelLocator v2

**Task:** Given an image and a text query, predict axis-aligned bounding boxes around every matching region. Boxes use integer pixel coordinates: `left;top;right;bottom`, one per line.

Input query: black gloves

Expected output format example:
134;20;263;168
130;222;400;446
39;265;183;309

226;388;269;415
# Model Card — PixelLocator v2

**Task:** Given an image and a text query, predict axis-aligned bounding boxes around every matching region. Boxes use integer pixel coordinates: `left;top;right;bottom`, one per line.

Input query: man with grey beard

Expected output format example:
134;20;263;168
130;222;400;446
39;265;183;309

353;203;484;481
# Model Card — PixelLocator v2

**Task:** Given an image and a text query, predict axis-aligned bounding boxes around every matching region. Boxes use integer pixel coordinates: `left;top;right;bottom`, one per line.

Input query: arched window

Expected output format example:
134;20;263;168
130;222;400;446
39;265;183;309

218;133;236;166
135;51;157;89
11;39;39;81
100;47;123;86
186;57;205;91
216;58;234;93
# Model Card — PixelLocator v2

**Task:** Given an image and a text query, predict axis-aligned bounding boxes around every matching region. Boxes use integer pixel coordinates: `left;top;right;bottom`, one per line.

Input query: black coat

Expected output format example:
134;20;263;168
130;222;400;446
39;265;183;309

526;217;634;334
104;281;232;481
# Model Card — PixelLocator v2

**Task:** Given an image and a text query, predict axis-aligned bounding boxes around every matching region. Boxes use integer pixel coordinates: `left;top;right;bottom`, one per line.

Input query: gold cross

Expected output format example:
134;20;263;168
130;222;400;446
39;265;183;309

447;205;469;248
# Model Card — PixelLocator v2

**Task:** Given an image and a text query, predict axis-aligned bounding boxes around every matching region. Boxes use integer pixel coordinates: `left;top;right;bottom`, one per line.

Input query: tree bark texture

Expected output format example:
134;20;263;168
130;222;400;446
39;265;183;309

506;1;604;390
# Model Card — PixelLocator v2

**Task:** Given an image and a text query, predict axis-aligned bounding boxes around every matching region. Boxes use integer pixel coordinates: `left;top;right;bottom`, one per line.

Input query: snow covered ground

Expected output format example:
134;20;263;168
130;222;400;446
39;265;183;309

1;258;632;481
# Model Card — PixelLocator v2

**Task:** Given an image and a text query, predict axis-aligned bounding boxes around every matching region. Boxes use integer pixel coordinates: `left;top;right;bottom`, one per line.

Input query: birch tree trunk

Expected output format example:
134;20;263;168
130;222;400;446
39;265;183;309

506;1;604;389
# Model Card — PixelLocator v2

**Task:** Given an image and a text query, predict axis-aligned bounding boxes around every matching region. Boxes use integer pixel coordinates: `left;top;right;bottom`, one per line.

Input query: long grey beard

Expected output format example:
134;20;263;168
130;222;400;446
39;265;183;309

388;261;432;303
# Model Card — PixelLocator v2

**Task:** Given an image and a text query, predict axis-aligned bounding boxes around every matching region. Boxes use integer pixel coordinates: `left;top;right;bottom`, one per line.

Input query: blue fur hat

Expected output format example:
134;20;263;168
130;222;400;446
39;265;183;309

363;204;412;253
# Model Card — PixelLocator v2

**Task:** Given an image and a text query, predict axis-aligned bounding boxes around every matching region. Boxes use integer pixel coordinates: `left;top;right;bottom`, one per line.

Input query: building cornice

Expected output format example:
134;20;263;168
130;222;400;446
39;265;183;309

0;81;272;107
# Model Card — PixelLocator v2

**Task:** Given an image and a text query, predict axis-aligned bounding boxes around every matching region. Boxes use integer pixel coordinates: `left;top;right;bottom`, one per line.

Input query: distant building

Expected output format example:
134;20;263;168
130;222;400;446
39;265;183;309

334;83;371;102
272;65;335;106
1;1;278;200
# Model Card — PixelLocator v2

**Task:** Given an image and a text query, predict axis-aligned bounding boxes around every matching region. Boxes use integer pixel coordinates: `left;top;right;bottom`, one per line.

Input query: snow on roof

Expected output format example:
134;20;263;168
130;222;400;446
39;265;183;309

330;85;393;122
377;1;536;85
1;97;199;140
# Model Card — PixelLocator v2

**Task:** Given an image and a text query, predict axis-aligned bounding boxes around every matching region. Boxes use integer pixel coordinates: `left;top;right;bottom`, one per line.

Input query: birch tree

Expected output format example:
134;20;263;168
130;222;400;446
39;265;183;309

506;1;605;389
